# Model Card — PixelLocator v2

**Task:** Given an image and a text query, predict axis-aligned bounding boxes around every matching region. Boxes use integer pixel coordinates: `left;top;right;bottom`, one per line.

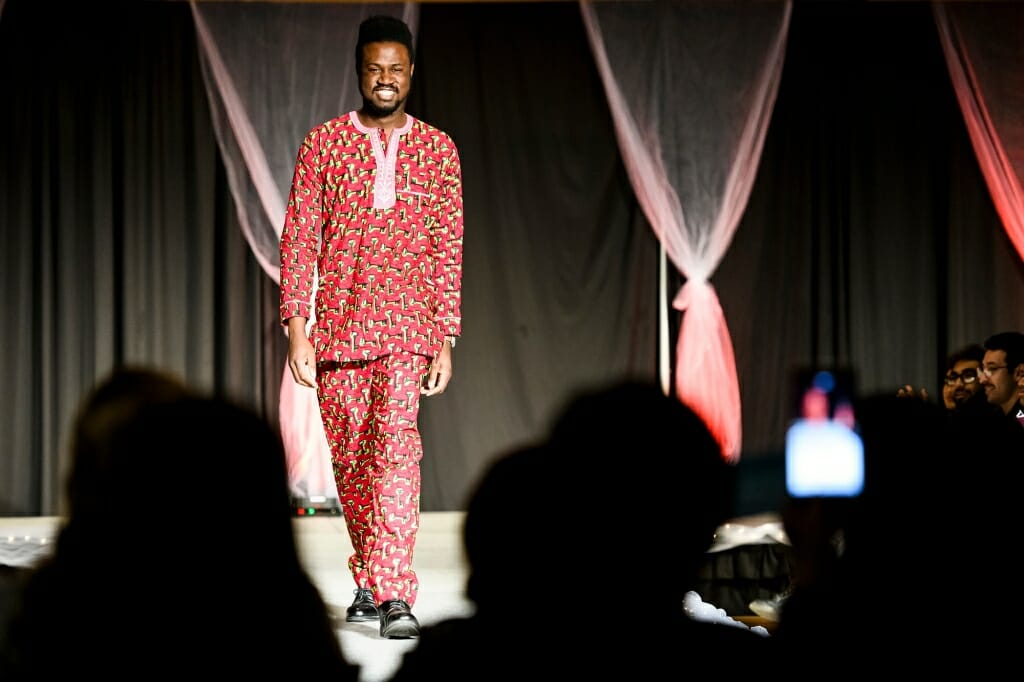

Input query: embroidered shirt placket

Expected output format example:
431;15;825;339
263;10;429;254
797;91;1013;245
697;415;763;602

370;127;400;210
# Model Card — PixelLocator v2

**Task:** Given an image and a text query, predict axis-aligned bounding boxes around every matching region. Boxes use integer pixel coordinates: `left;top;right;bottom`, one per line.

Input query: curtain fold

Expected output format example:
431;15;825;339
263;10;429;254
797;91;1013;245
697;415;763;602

933;1;1024;264
190;1;418;505
580;0;792;461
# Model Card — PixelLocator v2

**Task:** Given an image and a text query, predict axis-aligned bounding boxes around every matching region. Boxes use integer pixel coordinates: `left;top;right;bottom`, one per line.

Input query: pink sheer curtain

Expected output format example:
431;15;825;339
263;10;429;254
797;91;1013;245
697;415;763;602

933;1;1024;264
190;1;418;505
580;1;791;461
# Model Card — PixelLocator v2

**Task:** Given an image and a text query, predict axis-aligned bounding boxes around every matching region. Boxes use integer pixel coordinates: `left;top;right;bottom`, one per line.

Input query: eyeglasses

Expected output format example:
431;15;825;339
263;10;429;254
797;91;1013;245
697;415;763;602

978;365;1008;378
944;368;978;385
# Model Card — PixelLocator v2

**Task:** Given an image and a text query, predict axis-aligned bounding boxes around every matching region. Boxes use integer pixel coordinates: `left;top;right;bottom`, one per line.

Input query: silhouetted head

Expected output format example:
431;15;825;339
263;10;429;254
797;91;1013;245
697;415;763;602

463;380;736;614
66;366;192;519
96;394;299;566
7;385;353;678
548;381;735;568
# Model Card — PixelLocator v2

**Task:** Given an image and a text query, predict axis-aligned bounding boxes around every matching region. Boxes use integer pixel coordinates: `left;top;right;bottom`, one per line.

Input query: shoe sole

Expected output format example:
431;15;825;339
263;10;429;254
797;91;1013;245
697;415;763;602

381;621;420;639
345;612;379;623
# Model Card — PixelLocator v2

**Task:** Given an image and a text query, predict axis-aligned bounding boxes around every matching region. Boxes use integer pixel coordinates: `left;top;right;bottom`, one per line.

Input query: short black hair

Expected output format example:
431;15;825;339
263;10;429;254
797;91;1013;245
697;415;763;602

355;15;414;71
946;343;984;370
983;331;1024;371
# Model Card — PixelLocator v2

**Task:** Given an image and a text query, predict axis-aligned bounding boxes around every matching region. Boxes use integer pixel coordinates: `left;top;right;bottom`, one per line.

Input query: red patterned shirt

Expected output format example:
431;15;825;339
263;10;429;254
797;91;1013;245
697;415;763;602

279;112;463;362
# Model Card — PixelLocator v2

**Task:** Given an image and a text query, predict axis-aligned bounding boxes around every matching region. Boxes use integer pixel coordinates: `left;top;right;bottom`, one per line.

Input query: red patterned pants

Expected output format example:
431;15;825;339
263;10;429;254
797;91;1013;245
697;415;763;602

317;352;427;606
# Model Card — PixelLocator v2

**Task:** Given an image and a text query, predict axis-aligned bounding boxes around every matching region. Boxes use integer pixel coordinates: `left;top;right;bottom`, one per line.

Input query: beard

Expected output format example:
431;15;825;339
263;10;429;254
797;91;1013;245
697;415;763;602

362;90;406;119
953;389;981;406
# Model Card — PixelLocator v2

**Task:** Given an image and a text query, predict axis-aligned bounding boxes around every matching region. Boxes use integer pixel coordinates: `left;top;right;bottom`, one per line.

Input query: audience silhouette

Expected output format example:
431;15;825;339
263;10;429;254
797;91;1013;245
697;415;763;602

0;367;358;680
7;359;1019;677
389;380;768;680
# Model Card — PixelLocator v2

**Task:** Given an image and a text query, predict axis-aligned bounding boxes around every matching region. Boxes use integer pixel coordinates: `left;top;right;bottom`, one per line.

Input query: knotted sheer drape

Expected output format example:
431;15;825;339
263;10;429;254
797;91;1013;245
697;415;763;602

580;0;792;461
190;1;418;504
933;1;1024;264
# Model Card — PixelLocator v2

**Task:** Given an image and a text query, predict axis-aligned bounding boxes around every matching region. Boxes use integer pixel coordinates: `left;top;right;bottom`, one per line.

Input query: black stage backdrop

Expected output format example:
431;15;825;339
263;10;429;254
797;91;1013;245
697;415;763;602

2;1;1022;516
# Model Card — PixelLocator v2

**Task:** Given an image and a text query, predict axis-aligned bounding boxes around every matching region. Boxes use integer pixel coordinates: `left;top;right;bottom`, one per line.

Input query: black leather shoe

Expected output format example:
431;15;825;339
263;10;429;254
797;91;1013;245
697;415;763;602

379;599;420;639
345;588;379;623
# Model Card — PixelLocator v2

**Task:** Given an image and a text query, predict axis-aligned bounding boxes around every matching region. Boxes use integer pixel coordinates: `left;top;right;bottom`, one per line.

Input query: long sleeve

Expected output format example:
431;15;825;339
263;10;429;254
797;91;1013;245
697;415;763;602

431;136;463;339
279;132;324;325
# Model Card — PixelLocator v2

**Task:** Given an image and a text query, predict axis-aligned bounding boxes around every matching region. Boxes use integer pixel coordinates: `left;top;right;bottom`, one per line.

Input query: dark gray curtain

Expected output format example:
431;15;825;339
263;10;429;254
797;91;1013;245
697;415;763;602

2;0;1021;518
408;2;660;510
0;1;286;515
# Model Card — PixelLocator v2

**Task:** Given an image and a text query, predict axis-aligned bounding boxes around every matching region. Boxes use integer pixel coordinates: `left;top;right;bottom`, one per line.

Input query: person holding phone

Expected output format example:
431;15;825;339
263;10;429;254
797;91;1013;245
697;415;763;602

774;393;958;669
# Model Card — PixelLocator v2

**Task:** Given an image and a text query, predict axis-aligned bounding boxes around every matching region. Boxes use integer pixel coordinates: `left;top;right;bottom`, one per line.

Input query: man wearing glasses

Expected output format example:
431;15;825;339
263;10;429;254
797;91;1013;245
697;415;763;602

941;344;986;413
897;343;986;414
979;331;1024;430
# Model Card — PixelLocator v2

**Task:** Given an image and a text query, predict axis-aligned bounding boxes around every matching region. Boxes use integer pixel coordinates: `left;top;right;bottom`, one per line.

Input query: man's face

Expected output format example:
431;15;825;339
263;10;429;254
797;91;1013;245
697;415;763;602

358;42;413;119
978;349;1017;413
942;358;981;410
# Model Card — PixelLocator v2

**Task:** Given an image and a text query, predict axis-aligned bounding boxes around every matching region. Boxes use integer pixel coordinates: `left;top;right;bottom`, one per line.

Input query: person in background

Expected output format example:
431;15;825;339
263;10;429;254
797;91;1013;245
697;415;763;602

278;14;464;639
0;367;190;647
1016;361;1024;407
940;343;986;413
978;332;1024;428
773;394;964;671
0;368;358;680
896;343;985;414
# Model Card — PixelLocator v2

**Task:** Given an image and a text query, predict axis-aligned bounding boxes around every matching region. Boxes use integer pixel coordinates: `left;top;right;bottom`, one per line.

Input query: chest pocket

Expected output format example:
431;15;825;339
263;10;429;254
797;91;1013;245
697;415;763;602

396;167;433;215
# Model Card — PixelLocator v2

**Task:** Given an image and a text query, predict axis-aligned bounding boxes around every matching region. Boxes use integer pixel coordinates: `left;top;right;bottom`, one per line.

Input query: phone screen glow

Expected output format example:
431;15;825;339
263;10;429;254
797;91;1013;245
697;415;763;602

785;418;865;497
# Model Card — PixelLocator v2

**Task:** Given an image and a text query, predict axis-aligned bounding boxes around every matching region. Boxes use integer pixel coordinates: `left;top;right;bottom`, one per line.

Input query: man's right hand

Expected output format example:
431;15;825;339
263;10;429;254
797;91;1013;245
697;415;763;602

286;317;317;388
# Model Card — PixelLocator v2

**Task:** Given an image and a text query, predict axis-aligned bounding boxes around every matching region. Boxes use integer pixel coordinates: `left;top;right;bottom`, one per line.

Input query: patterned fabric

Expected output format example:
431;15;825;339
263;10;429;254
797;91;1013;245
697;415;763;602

317;355;427;606
279;111;463;362
279;110;464;608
